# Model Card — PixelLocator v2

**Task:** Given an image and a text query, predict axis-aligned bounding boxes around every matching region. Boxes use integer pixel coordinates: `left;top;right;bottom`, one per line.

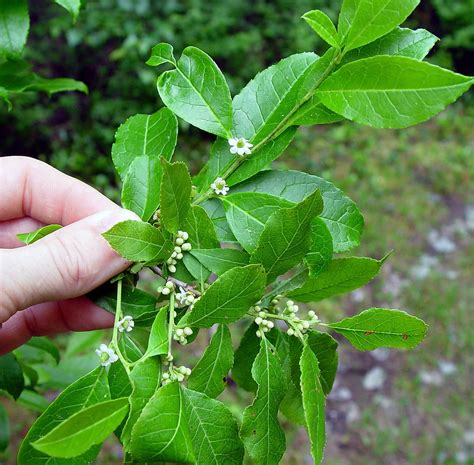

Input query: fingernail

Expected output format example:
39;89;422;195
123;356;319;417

92;209;141;232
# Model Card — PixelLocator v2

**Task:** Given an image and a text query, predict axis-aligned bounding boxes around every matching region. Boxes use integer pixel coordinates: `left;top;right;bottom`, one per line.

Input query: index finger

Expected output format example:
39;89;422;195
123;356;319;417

0;156;119;224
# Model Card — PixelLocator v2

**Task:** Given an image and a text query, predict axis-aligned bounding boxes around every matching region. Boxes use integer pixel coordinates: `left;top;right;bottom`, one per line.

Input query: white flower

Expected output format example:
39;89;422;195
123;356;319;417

228;137;253;156
211;177;229;196
117;315;134;333
176;286;188;305
95;344;118;367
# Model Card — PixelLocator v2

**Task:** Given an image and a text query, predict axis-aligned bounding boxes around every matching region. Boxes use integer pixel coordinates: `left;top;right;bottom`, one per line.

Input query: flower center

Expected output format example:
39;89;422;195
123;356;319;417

216;180;225;189
236;139;245;148
100;352;110;362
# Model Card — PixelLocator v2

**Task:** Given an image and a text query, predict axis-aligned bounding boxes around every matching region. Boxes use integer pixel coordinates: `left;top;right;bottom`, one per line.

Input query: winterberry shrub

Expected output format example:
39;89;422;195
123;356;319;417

4;1;473;464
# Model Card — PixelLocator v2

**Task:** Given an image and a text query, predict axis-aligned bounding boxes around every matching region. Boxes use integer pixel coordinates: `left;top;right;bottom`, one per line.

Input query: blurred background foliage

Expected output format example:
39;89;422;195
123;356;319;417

1;1;473;464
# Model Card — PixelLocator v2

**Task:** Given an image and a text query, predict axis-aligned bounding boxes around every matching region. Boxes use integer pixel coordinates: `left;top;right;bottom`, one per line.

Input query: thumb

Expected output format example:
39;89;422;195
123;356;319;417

1;209;140;323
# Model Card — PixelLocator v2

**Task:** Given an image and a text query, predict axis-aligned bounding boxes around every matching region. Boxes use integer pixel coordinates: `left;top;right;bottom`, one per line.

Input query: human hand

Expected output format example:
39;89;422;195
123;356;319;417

0;156;139;354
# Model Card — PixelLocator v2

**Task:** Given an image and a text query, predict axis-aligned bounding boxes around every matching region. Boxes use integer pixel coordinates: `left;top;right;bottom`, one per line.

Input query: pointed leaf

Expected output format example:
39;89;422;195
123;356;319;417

318;56;474;129
341;27;438;64
201;198;237;243
288;257;383;302
303;10;340;48
222;192;292;253
0;0;29;57
240;338;287;465
54;0;81;21
26;337;60;364
121;357;161;448
158;46;232;138
184;387;244;465
130;382;195;464
16;224;62;245
18;367;109;465
327;308;428;350
232;170;364;253
338;0;419;52
178;264;266;328
146;43;176;67
251;189;323;282
112;108;178;180
31;398;129;458
102;220;173;263
190;248;249;276
188;325;234;398
300;343;326;464
108;362;132;400
144;307;169;358
160;159;192;234
121;156;161;221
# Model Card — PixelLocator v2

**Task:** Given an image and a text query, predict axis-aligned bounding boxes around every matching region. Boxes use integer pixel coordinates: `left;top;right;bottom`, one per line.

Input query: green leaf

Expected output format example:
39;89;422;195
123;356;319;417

206;128;297;190
102;220;173;263
160;158;192;234
26;337;60;364
251;189;323;282
157;46;232;138
288;257;383;302
289;95;344;126
130;382;195;464
24;77;88;95
178;264;266;328
305;218;333;278
318;56;474;129
0;403;9;453
233;52;319;144
327;308;428;350
146;43;176;67
338;0;419;52
16;224;62;245
54;0;81;21
300;343;326;464
18;367;109;465
0;0;29;57
112;108;178;180
201;198;237;243
222;193;292;253
108;361;132;400
144;307;169;358
232;170;364;253
303;10;340;48
121;156;161;221
341;27;439;64
188;325;234;398
0;354;24;399
190;248;249;276
232;323;260;392
240;338;287;465
183;387;245;465
91;283;158;322
280;380;306;426
31;398;129;458
307;331;338;395
182;205;219;281
121;357;161;448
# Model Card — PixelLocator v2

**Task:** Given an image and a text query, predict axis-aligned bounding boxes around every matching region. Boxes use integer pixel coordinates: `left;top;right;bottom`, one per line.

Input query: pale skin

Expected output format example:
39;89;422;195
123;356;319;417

0;156;140;355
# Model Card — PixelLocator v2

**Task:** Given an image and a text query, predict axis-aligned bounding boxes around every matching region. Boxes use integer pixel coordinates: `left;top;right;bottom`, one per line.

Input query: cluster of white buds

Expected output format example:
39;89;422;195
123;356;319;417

176;286;198;307
270;294;283;308
167;231;192;273
152;210;160;222
158;280;175;296
284;301;320;337
173;326;193;345
95;344;118;367
162;365;192;385
162;353;174;366
116;315;134;333
228;137;253;156
254;310;275;338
